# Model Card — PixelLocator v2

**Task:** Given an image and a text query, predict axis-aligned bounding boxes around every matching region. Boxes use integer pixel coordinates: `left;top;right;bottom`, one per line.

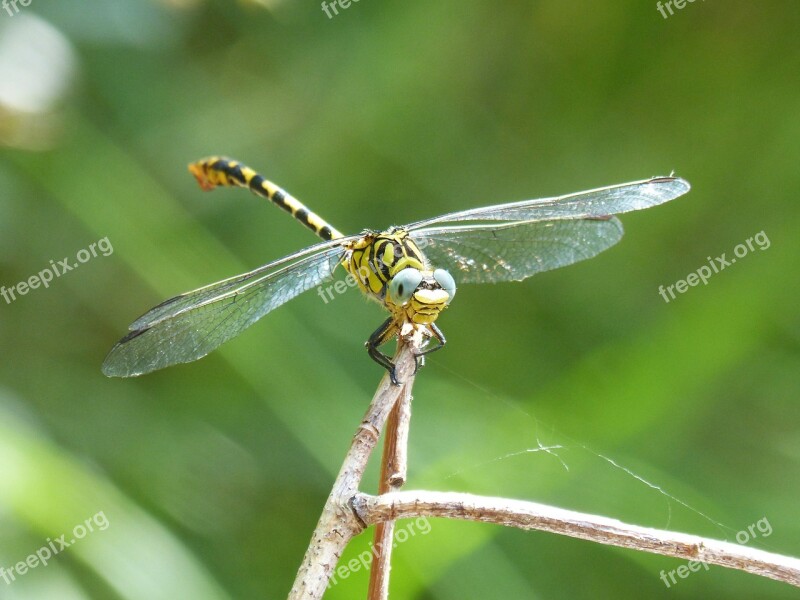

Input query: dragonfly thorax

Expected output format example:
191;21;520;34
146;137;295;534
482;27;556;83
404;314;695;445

343;228;427;299
343;228;456;326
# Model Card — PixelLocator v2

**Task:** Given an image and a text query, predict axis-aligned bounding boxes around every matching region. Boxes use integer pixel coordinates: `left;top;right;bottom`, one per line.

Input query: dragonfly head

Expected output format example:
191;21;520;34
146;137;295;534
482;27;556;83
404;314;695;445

385;267;456;325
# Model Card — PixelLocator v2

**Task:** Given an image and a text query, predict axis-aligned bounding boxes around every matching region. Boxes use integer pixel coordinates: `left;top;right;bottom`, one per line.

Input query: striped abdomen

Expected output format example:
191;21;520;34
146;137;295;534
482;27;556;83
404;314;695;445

189;157;343;241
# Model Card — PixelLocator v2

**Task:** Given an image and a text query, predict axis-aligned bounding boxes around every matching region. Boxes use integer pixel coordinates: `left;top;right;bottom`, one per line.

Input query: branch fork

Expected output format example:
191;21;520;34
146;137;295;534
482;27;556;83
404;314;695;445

288;340;800;599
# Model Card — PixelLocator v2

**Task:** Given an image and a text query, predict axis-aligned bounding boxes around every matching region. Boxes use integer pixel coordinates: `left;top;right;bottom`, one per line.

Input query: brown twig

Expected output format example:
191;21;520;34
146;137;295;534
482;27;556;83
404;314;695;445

352;491;800;588
288;341;417;600
367;378;413;600
289;335;800;598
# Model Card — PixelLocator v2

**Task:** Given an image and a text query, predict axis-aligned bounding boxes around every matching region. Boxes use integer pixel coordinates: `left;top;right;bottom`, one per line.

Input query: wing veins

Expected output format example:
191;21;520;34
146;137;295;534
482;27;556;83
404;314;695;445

130;235;355;330
406;176;689;230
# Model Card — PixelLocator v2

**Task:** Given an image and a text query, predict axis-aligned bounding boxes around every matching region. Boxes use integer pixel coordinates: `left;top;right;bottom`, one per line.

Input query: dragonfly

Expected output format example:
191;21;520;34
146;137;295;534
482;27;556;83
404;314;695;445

102;157;690;383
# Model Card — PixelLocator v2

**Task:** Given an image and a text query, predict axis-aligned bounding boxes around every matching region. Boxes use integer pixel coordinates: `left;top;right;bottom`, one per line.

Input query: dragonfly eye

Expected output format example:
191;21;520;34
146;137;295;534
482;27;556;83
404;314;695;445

433;269;456;303
389;268;423;305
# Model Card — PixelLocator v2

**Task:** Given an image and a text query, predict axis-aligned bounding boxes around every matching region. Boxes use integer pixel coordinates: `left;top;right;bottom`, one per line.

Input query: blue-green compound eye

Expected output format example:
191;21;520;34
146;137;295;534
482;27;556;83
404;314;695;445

389;268;423;305
434;269;456;303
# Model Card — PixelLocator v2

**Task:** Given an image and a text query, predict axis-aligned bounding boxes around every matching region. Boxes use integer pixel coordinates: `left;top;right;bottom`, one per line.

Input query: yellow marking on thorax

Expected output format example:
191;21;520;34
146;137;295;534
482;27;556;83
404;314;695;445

389;256;424;277
382;244;396;267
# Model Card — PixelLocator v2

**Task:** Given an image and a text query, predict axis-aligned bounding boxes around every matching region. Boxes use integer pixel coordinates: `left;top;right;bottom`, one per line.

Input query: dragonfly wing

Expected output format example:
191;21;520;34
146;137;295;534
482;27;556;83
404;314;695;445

410;217;624;284
128;237;356;331
102;245;346;377
407;177;689;228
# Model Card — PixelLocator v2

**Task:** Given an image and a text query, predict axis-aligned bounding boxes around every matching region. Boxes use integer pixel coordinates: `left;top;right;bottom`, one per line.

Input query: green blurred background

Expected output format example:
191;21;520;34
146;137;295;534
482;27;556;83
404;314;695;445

0;1;798;598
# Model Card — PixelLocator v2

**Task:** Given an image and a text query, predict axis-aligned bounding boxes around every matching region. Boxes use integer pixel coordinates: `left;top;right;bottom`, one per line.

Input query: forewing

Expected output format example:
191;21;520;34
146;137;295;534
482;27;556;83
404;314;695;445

407;177;689;229
102;245;345;377
128;237;355;331
410;217;624;284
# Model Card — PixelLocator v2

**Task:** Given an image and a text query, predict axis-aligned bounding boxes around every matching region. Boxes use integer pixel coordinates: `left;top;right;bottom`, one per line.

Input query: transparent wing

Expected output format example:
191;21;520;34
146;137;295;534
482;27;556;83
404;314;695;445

406;176;689;229
410;217;624;284
127;236;357;331
102;242;348;377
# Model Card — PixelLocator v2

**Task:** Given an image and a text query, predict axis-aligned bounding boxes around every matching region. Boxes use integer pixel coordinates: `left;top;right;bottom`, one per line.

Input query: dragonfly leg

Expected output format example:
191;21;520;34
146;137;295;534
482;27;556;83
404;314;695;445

412;323;447;374
366;317;401;385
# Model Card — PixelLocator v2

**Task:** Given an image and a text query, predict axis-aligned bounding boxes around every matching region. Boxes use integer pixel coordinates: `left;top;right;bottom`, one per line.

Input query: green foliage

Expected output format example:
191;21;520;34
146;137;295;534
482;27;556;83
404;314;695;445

0;1;798;598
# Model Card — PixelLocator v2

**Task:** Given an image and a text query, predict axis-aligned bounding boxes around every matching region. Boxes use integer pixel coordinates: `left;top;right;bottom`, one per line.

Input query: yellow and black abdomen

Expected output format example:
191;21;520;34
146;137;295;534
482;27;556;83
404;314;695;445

189;157;343;241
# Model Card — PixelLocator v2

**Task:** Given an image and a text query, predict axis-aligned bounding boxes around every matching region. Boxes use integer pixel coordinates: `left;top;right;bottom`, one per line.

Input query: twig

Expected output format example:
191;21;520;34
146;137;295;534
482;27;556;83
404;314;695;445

367;379;413;600
352;491;800;587
388;384;412;488
288;341;418;600
289;333;800;598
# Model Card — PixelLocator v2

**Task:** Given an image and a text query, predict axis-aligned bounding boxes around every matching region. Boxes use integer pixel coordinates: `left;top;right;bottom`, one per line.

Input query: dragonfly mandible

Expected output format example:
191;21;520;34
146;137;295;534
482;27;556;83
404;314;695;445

102;158;690;383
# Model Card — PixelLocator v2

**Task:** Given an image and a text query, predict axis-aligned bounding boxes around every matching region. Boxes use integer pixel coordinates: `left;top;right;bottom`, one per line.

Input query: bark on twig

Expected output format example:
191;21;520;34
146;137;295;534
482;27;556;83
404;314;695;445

289;338;800;599
288;342;417;600
367;381;413;600
351;491;800;587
